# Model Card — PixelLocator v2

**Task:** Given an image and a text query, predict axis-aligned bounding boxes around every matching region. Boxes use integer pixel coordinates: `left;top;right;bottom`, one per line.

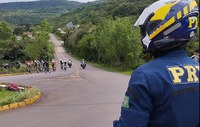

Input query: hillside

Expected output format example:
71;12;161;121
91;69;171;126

0;0;84;25
52;0;199;69
0;0;198;71
50;0;157;28
51;0;157;69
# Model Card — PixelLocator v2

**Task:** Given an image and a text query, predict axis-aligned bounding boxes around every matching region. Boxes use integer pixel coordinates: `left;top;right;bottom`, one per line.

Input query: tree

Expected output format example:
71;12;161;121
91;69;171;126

94;17;143;69
78;33;98;61
34;19;52;34
0;21;13;41
95;18;117;65
0;21;16;62
24;20;54;61
25;32;54;61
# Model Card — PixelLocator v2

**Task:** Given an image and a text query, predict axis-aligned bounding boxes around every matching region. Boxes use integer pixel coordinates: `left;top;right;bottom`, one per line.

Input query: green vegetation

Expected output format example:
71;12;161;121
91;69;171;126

50;0;156;28
0;21;22;63
0;67;27;75
0;0;83;25
0;85;40;106
65;52;133;75
0;0;199;73
0;20;54;74
24;20;54;60
186;28;199;55
53;0;199;70
89;61;133;75
53;0;150;69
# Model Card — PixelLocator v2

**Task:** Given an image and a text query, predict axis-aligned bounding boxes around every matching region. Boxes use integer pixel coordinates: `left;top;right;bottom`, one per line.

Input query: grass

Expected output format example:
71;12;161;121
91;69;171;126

0;67;27;75
88;62;133;75
65;52;133;75
0;83;40;106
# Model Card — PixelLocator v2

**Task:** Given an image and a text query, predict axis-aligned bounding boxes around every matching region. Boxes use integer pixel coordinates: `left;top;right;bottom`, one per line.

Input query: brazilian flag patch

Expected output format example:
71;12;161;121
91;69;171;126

122;96;130;109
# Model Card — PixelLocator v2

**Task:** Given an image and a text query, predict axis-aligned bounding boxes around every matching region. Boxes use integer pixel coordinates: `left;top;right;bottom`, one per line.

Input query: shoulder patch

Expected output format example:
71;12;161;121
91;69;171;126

167;65;199;84
122;96;130;109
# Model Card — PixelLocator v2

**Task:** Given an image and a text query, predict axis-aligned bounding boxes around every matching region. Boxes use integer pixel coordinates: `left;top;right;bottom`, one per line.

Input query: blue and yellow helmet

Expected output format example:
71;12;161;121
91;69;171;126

134;0;199;53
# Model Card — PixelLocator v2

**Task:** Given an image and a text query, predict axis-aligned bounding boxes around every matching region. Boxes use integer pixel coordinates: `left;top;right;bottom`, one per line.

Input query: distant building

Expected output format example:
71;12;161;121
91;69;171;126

66;22;74;29
23;31;33;38
16;36;22;41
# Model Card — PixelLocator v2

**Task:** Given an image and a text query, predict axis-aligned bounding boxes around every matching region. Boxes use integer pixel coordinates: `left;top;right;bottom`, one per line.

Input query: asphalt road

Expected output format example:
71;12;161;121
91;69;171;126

0;34;130;127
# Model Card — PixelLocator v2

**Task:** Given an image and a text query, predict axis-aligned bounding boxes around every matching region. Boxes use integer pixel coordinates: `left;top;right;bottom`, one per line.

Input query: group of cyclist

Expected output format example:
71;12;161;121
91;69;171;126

59;59;73;70
35;59;52;73
26;58;87;73
25;59;55;73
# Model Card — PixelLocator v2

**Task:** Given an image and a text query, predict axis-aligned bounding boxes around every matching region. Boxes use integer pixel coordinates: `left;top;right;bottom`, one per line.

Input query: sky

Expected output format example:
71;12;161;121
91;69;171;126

0;0;97;3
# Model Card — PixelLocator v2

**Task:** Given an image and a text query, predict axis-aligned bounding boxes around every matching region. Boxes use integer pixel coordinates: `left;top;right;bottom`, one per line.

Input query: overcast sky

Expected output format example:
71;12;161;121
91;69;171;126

0;0;97;3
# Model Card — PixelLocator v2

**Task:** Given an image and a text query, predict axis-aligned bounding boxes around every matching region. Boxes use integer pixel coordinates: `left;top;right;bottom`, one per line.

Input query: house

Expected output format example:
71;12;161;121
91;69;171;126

66;22;74;29
16;36;22;40
23;31;33;38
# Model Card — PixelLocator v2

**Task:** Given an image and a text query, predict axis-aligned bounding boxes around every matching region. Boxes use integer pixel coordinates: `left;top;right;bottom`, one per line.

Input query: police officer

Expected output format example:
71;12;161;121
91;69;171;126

114;0;199;127
80;59;86;69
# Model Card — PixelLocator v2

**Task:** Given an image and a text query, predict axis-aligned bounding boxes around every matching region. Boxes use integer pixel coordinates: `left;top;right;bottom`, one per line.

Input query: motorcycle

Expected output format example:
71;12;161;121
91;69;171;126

80;63;86;69
68;61;72;68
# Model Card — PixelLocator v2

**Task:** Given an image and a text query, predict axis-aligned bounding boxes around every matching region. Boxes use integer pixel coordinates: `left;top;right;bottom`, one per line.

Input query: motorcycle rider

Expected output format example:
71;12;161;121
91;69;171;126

80;59;86;69
114;0;199;127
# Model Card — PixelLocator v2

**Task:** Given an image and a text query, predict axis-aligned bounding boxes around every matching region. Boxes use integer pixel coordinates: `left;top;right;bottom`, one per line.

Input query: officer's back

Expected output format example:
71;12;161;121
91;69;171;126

138;49;199;127
114;0;199;127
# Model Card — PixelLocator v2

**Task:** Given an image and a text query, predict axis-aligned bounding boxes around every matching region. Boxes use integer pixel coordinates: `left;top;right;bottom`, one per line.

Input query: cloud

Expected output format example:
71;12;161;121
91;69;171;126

0;0;39;3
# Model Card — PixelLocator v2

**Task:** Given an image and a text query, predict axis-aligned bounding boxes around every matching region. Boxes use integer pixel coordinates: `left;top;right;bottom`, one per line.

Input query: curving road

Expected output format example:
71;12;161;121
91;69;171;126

0;34;130;127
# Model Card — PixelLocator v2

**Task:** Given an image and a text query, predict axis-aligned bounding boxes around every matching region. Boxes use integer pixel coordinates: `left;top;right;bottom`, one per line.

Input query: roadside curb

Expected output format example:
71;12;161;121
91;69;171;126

0;91;41;112
0;72;27;77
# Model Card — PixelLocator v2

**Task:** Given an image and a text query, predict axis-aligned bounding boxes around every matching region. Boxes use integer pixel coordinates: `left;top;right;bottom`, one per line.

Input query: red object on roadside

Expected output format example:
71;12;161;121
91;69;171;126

7;83;20;91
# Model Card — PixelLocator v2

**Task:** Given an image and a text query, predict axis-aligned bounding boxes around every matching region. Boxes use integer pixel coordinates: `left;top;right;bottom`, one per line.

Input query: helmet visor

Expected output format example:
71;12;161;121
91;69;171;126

146;20;162;35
